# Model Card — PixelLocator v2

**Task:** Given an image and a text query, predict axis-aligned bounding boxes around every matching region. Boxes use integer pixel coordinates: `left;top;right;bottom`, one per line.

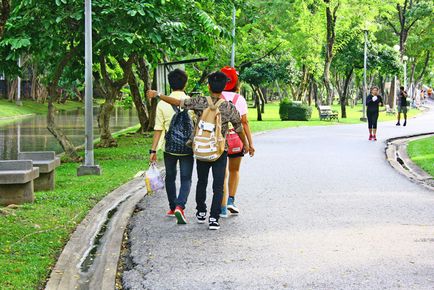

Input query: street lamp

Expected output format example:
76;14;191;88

360;29;368;122
16;57;22;106
77;0;101;176
230;5;236;68
403;55;408;89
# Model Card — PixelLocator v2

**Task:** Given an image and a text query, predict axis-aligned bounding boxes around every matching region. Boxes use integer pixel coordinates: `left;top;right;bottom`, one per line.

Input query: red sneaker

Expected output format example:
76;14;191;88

174;206;187;224
369;135;373;141
166;209;175;217
373;135;377;141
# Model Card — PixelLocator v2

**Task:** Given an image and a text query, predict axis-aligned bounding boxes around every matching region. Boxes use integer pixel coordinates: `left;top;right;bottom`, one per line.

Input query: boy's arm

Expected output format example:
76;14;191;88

147;90;181;106
150;131;162;163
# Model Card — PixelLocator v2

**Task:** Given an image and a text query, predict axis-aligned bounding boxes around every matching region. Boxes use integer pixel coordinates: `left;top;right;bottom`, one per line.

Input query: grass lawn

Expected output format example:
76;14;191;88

247;103;421;133
0;131;152;290
407;136;434;177
0;99;83;118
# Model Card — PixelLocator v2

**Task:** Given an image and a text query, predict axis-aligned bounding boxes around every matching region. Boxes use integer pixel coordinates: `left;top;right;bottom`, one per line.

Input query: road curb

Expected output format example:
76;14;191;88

45;176;147;290
385;132;434;191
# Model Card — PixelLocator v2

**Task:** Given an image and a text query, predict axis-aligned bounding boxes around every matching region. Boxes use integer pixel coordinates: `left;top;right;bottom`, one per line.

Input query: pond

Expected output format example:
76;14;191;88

0;106;139;160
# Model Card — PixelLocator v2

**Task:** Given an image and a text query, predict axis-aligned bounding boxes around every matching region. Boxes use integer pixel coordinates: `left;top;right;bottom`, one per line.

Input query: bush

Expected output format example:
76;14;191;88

279;98;312;121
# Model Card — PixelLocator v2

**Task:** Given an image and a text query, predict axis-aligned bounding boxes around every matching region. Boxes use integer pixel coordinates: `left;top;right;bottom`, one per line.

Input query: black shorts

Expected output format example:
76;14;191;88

228;152;244;159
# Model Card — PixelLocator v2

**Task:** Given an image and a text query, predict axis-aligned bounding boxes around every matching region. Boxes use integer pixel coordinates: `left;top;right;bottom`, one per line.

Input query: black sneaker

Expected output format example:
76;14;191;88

208;217;220;230
403;121;407;127
196;211;206;224
396;122;401;126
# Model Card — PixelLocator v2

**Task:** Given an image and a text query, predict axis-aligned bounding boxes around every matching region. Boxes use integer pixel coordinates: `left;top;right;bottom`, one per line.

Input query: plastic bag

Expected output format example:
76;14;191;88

145;164;165;193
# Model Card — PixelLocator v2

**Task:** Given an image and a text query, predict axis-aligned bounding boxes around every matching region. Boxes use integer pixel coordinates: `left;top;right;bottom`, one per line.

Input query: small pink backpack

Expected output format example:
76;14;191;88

222;94;244;155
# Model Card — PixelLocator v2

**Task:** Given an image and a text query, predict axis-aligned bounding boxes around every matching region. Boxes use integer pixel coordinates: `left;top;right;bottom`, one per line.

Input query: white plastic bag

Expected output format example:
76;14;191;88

145;163;165;193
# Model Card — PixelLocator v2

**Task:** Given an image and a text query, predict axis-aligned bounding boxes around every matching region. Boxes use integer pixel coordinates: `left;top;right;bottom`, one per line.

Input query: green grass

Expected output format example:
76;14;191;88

407;136;434;177
0;131;153;290
0;99;83;118
247;103;421;133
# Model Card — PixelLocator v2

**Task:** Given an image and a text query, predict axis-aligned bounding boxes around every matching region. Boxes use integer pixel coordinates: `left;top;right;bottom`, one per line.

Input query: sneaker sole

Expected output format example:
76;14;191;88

227;206;240;214
174;211;187;224
197;219;206;224
209;225;220;230
220;213;229;218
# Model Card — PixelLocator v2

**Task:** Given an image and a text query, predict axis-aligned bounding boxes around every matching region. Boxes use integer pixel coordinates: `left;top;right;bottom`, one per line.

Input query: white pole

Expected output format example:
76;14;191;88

230;5;236;68
361;30;368;121
403;60;407;89
16;57;22;106
78;0;100;176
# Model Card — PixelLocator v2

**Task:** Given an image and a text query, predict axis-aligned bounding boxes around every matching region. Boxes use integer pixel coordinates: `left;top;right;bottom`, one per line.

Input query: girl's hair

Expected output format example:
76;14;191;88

370;86;379;91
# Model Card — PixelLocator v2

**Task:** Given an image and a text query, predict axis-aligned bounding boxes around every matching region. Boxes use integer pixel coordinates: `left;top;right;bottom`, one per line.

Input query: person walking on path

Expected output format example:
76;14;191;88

396;86;409;127
149;69;194;225
366;86;384;141
220;66;255;218
147;72;250;230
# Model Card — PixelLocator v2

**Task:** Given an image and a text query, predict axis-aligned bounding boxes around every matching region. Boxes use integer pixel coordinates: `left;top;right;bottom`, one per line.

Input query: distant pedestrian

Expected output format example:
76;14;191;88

149;69;194;225
366;86;384;141
396;86;408;127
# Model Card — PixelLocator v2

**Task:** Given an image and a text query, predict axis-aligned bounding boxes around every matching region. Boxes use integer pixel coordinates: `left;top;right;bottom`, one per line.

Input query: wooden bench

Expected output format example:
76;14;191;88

318;106;339;121
0;160;40;206
18;152;61;191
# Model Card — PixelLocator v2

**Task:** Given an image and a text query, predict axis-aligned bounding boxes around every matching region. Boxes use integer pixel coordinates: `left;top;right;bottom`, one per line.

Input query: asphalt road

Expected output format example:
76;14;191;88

123;100;434;290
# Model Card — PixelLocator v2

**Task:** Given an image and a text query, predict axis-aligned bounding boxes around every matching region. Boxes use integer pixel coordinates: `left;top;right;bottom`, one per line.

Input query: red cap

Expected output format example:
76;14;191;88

221;66;238;91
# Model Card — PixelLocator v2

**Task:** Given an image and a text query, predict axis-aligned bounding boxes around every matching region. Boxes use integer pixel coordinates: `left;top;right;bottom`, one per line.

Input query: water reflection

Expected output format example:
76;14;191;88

0;106;139;160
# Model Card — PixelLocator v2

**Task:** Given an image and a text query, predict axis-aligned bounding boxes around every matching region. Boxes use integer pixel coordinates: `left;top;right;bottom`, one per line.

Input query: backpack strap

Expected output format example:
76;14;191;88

233;94;240;106
171;104;180;113
206;96;226;111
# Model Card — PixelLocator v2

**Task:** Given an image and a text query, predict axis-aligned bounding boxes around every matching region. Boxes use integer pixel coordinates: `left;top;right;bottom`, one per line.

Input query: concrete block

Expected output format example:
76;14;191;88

18;152;61;191
77;165;102;176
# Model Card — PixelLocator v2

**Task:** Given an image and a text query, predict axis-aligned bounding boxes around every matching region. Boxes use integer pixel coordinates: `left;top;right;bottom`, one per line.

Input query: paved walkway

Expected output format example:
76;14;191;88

123;101;434;290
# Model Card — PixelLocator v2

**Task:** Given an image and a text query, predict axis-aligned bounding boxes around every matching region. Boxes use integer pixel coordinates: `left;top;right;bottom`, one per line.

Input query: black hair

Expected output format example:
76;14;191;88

168;69;188;91
208;71;228;93
400;86;405;90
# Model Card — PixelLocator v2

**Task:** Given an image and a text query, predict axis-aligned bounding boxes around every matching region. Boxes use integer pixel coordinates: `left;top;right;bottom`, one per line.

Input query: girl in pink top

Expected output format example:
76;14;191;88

220;66;255;217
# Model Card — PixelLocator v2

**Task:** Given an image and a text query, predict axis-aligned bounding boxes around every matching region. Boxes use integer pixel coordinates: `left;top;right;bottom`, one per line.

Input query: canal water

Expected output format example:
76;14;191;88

0;106;139;160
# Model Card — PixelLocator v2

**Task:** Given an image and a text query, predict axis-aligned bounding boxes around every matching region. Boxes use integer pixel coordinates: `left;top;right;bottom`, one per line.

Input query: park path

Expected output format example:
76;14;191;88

123;101;434;290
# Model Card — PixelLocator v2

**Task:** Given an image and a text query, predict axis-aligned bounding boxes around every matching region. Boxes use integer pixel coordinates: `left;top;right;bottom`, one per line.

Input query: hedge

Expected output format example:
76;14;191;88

279;99;312;121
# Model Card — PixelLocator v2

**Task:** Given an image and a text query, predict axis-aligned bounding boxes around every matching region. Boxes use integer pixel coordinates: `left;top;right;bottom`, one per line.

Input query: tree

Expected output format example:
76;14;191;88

0;0;9;38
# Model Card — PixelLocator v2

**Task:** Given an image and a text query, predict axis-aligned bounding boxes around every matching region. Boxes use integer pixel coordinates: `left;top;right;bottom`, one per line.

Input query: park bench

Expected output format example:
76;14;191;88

318;106;339;121
0;160;39;206
18;152;61;191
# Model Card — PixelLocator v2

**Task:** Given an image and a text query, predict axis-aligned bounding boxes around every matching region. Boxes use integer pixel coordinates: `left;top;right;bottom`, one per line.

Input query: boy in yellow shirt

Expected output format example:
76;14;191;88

149;69;193;224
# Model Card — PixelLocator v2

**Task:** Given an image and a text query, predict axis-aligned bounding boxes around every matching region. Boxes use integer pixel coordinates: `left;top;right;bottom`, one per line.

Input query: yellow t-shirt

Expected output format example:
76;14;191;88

154;91;190;152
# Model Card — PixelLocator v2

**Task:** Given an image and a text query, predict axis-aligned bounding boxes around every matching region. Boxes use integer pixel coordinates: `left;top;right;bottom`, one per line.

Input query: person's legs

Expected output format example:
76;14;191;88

210;152;228;220
397;110;401;125
220;166;229;218
228;157;242;199
403;107;408;126
196;160;211;214
367;111;373;139
164;152;178;212
372;111;379;140
176;155;194;209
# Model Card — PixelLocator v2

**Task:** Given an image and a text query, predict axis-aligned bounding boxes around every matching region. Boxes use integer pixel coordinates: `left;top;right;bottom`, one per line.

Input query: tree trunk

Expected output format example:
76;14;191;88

323;0;339;105
8;79;16;101
340;69;353;119
47;87;81;161
253;85;262;121
0;0;10;39
98;98;116;147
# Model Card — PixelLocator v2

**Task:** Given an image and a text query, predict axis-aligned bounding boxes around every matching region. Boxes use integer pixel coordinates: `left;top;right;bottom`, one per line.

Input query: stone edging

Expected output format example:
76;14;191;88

45;175;147;290
385;132;434;191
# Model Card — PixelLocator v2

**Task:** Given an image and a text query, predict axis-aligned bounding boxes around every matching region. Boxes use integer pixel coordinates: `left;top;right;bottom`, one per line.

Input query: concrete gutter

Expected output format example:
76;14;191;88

385;132;434;191
45;174;147;290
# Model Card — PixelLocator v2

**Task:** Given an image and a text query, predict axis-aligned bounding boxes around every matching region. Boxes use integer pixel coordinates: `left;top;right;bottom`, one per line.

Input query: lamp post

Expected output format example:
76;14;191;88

403;55;408;89
16;57;22;106
230;5;236;68
77;0;101;176
360;29;368;122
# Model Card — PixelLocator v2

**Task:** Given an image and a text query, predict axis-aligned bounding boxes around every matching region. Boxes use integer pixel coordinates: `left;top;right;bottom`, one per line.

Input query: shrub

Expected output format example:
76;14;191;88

279;98;312;121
